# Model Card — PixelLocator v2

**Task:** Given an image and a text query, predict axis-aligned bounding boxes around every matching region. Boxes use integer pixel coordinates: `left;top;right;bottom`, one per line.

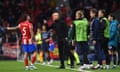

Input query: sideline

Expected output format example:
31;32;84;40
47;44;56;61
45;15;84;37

17;60;92;72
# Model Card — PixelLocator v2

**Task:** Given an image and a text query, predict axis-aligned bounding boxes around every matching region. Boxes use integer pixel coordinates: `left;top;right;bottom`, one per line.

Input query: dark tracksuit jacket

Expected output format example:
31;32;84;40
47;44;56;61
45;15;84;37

90;17;107;65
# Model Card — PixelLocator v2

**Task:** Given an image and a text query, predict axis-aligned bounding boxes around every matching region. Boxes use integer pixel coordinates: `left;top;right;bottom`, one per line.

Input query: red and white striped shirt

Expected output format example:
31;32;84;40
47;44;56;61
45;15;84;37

18;21;33;44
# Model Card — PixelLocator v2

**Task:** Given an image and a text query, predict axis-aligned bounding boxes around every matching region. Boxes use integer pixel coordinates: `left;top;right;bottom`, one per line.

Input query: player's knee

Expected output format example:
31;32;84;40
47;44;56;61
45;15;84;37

24;52;28;59
33;51;37;56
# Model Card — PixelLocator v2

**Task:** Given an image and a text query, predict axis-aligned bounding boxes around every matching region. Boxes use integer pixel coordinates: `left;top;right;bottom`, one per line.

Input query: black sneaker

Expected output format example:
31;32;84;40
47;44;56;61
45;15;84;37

58;66;65;69
76;63;80;65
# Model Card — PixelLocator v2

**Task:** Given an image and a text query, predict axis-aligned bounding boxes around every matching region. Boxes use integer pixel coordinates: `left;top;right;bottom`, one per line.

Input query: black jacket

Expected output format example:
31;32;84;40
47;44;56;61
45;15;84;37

50;19;68;39
91;18;105;40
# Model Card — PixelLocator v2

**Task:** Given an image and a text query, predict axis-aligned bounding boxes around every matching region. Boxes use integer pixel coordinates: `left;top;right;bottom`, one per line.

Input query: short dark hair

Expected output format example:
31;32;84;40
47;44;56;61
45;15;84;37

23;14;29;21
17;13;30;23
99;9;106;15
52;10;63;19
52;10;61;16
108;13;115;20
90;8;97;14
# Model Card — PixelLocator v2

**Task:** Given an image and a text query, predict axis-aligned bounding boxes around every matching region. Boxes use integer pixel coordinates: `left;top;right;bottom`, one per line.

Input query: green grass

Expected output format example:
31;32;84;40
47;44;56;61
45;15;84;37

0;60;120;72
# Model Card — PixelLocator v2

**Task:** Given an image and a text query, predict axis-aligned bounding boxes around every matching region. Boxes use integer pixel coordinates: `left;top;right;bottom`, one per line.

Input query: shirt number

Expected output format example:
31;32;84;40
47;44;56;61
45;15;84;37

23;27;27;38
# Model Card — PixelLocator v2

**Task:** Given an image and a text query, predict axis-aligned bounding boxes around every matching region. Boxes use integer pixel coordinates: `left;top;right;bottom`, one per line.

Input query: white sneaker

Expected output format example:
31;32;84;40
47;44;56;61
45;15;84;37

94;64;100;69
83;64;92;69
88;64;94;69
30;65;37;70
47;62;50;65
106;65;110;69
25;66;29;70
50;59;53;63
42;62;46;65
79;65;85;71
48;59;54;65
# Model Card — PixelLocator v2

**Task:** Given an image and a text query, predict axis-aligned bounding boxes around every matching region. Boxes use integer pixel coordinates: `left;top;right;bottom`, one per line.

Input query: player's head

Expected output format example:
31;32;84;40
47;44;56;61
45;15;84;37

42;25;47;31
90;8;97;18
98;9;106;18
37;28;41;33
52;11;61;21
75;10;84;19
23;14;31;21
108;13;115;21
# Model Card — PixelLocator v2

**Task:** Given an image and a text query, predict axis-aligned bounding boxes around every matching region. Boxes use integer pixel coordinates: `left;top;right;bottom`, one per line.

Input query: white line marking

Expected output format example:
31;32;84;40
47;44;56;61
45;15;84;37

17;60;92;72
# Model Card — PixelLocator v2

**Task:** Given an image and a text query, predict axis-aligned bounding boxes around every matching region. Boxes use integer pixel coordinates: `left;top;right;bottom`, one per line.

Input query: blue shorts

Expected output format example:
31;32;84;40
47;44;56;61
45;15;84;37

22;44;37;53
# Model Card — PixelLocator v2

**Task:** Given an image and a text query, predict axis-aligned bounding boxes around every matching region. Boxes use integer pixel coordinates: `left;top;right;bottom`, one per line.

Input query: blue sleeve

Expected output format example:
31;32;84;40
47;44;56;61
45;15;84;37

92;19;99;40
110;23;117;40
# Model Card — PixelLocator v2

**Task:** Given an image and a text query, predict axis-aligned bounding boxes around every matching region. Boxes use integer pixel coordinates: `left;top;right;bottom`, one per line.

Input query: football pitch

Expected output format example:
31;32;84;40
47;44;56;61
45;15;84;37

0;60;120;72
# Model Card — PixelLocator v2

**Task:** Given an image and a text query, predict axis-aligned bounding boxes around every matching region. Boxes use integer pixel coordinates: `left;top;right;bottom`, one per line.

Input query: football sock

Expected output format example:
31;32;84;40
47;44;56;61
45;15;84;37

24;58;28;67
32;56;36;64
74;52;80;64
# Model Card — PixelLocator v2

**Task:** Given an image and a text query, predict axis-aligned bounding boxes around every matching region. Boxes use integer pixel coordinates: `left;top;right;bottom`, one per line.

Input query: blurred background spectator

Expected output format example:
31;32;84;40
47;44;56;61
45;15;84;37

0;0;119;44
0;0;119;28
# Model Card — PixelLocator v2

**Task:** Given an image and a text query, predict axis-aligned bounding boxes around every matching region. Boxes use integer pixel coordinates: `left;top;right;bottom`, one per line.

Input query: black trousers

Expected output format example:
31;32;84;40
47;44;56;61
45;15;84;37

76;42;89;64
102;38;110;65
57;39;74;66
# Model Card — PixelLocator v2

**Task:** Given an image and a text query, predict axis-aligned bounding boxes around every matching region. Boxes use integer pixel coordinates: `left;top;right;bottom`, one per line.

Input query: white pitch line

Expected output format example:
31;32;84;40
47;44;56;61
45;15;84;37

38;63;92;72
17;60;92;72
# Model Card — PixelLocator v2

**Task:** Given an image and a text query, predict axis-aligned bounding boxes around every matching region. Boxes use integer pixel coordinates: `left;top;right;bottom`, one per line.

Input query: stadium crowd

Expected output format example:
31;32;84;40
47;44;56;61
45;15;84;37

0;0;120;71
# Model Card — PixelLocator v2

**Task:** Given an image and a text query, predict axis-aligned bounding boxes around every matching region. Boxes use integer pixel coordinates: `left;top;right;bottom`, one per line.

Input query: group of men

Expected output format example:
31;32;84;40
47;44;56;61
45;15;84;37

5;8;120;71
72;9;119;71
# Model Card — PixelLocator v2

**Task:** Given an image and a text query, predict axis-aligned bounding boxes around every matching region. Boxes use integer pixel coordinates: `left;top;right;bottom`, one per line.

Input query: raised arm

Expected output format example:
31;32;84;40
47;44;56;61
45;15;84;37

7;26;19;30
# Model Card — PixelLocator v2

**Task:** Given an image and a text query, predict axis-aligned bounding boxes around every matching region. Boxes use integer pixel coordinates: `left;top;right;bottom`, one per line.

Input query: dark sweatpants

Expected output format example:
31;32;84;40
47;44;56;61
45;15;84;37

102;38;110;65
76;42;89;65
95;39;106;65
57;39;74;67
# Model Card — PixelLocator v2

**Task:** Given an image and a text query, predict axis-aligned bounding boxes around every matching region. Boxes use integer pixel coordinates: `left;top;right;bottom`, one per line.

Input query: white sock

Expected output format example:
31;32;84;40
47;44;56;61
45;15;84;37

26;66;29;68
31;64;34;66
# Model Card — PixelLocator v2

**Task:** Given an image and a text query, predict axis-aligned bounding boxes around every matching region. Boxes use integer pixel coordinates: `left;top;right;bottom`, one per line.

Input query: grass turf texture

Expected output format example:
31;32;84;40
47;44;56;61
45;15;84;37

0;60;120;72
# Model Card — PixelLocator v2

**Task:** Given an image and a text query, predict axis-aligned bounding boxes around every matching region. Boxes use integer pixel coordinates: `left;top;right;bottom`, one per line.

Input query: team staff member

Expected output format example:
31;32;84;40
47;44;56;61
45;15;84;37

89;8;100;67
7;14;37;70
97;9;110;69
67;24;80;66
50;11;73;69
72;10;89;71
89;9;106;69
108;14;119;68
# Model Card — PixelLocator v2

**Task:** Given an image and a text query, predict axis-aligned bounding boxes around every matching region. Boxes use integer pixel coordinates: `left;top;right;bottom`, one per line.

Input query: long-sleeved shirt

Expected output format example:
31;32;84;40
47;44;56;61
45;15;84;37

90;17;105;40
50;19;68;39
108;19;119;48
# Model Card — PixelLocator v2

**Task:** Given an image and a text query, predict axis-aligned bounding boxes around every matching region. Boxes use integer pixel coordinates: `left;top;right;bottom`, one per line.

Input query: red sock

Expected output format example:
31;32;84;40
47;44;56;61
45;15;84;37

24;58;28;66
32;56;36;64
50;52;54;59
